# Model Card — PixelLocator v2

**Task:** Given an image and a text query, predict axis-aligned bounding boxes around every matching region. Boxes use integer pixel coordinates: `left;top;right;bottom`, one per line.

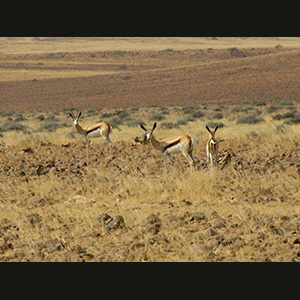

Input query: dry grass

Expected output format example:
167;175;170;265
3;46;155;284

1;104;300;262
1;37;300;261
2;37;300;55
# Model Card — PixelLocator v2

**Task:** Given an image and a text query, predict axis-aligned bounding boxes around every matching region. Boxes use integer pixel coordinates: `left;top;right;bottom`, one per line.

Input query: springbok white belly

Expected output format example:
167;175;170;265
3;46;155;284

88;129;102;138
165;143;181;154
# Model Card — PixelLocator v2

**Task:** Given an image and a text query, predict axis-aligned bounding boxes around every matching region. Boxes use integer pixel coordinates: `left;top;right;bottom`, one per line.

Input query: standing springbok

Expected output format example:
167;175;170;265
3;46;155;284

140;122;195;168
206;125;223;167
69;111;112;157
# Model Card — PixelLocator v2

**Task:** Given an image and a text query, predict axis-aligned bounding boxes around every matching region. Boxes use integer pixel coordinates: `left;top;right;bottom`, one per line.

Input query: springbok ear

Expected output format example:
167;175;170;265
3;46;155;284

152;122;157;131
78;112;82;118
140;124;147;131
206;125;212;133
69;112;74;118
214;126;219;133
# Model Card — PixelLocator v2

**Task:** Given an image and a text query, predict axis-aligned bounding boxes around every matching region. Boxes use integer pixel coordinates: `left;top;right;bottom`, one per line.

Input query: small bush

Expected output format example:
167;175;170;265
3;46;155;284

87;109;99;116
206;121;225;128
236;114;264;125
115;109;130;119
126;119;145;127
161;122;180;129
192;111;204;119
276;100;294;106
231;105;254;113
101;112;113;118
36;114;45;121
181;104;199;115
273;111;298;121
149;113;165;121
0;122;29;132
0;111;16;117
284;117;300;125
14;114;26;122
176;117;194;126
212;113;224;120
253;101;267;106
39;121;70;132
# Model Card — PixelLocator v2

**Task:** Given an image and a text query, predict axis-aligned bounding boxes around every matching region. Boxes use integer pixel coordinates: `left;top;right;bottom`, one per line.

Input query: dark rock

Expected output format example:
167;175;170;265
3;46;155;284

36;164;47;176
149;233;169;245
23;147;34;154
190;212;206;223
72;244;87;254
293;237;300;244
27;213;42;227
105;215;126;231
47;243;63;253
98;213;113;226
210;219;226;229
144;214;162;235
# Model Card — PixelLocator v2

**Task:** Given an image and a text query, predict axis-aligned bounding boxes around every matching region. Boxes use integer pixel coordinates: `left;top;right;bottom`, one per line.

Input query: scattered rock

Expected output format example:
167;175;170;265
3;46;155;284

149;233;169;245
190;212;206;223
144;214;162;235
36;164;47;176
106;215;126;231
293;237;300;245
98;213;126;232
47;242;64;253
23;147;34;154
229;47;247;58
26;213;42;227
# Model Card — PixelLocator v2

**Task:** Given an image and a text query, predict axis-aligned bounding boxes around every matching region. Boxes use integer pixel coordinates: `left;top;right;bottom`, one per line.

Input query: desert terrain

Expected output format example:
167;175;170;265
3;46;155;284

1;37;300;261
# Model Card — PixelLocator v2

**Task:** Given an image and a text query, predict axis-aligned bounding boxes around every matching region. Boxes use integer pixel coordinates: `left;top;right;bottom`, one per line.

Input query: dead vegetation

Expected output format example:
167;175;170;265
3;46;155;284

1;103;300;262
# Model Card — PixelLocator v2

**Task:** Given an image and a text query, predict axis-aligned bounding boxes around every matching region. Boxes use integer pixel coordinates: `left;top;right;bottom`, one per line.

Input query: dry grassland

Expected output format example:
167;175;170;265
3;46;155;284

1;104;300;262
1;38;300;261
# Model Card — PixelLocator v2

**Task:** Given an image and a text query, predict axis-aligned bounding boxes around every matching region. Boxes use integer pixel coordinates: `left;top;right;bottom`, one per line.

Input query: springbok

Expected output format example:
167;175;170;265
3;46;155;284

69;111;112;157
206;125;223;167
140;122;195;168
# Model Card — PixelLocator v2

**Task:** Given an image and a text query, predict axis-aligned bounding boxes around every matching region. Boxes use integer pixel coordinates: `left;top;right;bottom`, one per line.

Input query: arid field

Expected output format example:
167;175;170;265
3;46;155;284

1;37;300;262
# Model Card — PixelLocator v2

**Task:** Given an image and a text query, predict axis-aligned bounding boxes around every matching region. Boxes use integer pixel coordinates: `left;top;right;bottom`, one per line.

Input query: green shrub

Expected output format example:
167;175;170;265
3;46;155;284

253;101;267;106
161;122;180;129
192;111;204;119
0;111;16;117
236;114;264;125
0;122;29;132
176;117;194;126
206;121;225;128
126;119;145;127
212;113;224;120
39;121;70;132
284;117;300;125
181;104;199;115
276;100;294;106
149;113;165;121
231;105;254;113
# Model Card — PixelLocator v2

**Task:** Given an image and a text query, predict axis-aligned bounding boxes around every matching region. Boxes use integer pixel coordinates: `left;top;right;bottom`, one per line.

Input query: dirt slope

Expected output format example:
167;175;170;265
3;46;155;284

1;44;300;112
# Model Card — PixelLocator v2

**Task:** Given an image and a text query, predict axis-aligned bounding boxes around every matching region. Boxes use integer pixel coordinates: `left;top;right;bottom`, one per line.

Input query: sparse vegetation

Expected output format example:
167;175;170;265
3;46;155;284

2;104;300;262
2;37;300;262
38;120;70;132
236;114;264;125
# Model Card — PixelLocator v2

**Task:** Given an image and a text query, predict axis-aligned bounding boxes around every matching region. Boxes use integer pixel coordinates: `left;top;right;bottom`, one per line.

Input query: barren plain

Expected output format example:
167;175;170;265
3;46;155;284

1;37;300;261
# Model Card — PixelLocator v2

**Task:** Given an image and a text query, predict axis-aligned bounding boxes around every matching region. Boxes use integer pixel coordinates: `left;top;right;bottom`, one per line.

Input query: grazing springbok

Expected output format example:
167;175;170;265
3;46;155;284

69;111;112;157
206;125;223;167
140;122;195;168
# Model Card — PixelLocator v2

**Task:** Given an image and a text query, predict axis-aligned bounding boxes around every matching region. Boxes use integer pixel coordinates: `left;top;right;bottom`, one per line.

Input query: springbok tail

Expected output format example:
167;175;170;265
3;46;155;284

189;138;195;153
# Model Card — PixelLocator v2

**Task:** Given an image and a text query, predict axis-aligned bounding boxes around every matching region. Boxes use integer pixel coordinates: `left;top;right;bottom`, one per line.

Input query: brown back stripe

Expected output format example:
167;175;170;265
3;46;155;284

87;126;101;135
163;140;180;151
